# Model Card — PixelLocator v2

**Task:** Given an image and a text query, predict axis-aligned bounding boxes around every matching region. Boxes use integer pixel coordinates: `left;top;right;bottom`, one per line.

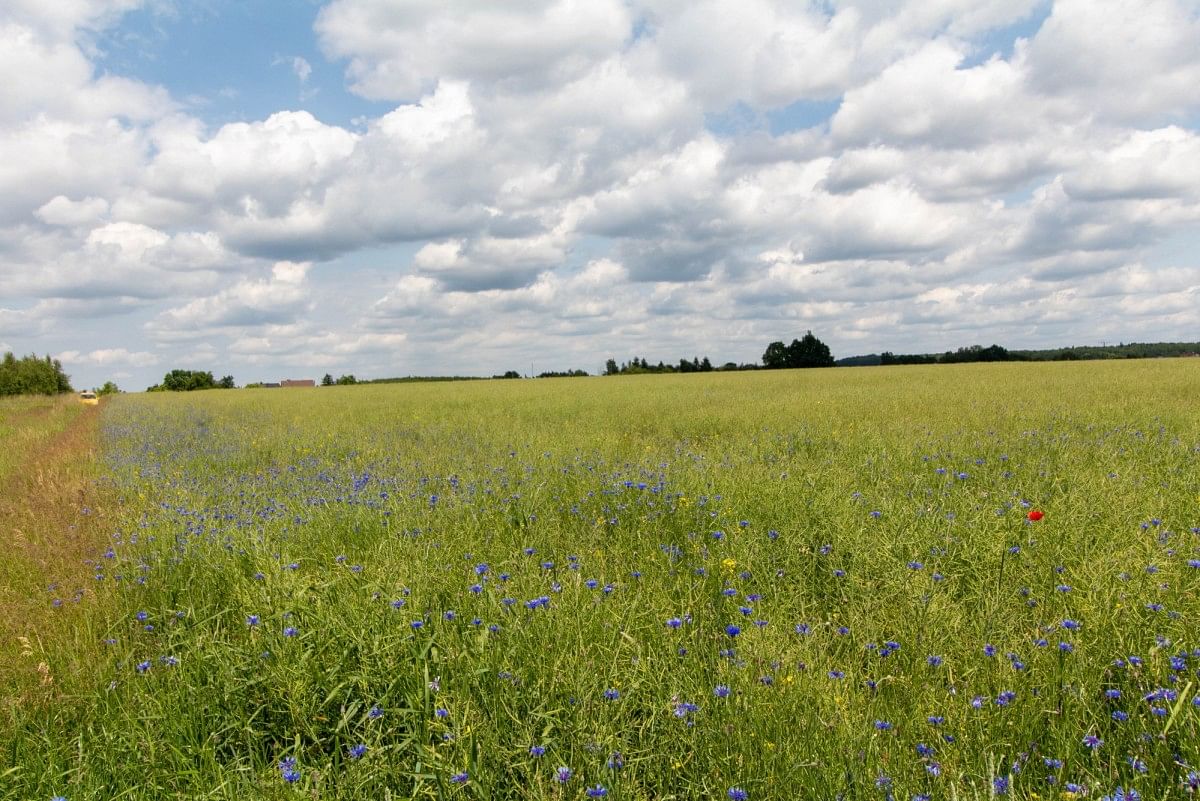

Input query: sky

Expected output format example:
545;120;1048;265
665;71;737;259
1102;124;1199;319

2;0;1199;390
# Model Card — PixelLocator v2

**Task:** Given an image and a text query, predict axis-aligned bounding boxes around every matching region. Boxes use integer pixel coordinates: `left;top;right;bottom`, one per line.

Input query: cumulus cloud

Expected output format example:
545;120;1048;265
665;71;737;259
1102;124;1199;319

58;347;159;367
146;261;313;336
315;0;633;100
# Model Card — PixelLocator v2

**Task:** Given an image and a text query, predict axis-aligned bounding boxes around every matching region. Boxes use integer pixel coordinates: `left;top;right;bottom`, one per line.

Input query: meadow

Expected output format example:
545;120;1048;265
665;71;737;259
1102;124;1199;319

4;361;1200;800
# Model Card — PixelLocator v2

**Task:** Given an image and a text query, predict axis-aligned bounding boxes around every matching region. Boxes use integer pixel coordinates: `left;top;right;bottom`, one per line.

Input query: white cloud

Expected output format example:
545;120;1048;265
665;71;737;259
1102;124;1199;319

146;261;313;335
35;195;110;227
291;56;312;84
316;0;632;100
58;347;159;367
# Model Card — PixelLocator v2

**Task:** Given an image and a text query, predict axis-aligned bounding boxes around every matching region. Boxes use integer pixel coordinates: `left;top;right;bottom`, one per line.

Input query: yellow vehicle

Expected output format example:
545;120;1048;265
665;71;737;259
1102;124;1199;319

80;391;99;406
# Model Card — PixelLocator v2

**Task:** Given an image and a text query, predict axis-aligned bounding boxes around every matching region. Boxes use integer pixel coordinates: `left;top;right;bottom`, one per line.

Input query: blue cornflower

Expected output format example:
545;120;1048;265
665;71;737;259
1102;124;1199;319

1101;788;1141;801
410;620;424;630
927;715;945;726
555;766;571;783
135;660;151;673
450;772;469;785
908;561;923;570
348;744;367;759
278;756;300;783
529;745;546;757
994;776;1010;795
135;610;148;622
874;720;893;731
585;785;608;797
1061;619;1081;630
283;626;298;637
725;624;741;637
1059;641;1074;653
983;643;997;657
728;789;748;801
368;705;384;719
916;743;934;757
435;708;450;719
246;615;260;626
666;617;682;629
1112;710;1129;722
996;690;1016;706
828;670;845;679
603;688;620;701
927;655;943;667
1105;688;1121;699
1083;734;1103;750
714;685;731;698
1043;758;1062;769
674;701;699;717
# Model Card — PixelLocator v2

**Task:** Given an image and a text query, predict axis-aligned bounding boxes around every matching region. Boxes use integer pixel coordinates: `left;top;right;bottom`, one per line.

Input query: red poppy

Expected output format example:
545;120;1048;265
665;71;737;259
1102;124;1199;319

1027;510;1044;521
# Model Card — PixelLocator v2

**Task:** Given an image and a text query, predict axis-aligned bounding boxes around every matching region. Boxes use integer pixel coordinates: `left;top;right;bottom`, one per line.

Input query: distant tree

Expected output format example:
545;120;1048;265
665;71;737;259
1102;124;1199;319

496;370;521;379
321;373;334;386
604;358;619;376
217;375;236;389
161;370;211;391
699;356;713;372
97;381;120;396
762;341;790;369
787;331;834;368
335;374;357;385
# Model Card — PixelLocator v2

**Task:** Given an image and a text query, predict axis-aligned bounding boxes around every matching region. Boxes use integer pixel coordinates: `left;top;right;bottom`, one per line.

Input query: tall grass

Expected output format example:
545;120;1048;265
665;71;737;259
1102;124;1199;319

6;361;1199;800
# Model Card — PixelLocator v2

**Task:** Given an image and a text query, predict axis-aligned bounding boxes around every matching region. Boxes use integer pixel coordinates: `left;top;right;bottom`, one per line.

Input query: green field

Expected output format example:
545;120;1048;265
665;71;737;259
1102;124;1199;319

5;361;1200;800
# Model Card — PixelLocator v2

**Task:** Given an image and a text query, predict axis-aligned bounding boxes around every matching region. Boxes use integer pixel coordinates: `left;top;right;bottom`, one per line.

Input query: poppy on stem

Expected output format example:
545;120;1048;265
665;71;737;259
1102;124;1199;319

1027;510;1044;521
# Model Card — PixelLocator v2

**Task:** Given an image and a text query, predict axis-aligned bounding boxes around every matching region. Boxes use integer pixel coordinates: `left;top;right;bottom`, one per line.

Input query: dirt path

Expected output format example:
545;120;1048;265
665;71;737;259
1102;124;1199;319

0;402;116;714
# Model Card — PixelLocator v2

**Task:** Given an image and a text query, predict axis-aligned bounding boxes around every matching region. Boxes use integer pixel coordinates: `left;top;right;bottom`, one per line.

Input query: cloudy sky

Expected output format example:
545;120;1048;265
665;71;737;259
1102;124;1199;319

2;0;1198;389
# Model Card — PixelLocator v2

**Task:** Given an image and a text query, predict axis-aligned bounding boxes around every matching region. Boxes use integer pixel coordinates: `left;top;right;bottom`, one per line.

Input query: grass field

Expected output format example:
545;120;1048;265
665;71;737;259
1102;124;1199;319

4;361;1200;800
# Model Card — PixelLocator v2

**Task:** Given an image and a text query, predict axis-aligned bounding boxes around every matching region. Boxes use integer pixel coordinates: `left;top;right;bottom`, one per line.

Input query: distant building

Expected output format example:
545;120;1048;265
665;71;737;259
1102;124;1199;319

262;382;281;388
281;379;316;388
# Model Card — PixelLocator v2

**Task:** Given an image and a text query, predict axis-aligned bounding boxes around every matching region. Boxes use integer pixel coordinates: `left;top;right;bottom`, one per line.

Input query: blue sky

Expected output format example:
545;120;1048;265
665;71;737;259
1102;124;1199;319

2;0;1198;390
95;0;393;129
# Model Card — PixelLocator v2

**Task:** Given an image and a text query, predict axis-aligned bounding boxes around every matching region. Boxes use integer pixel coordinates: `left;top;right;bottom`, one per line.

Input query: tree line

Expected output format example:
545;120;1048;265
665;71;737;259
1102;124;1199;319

838;341;1200;366
0;352;73;396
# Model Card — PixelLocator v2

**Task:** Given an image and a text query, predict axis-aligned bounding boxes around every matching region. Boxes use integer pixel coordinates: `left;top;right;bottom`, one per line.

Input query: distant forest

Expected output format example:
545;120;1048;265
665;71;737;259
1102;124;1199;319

836;341;1200;366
